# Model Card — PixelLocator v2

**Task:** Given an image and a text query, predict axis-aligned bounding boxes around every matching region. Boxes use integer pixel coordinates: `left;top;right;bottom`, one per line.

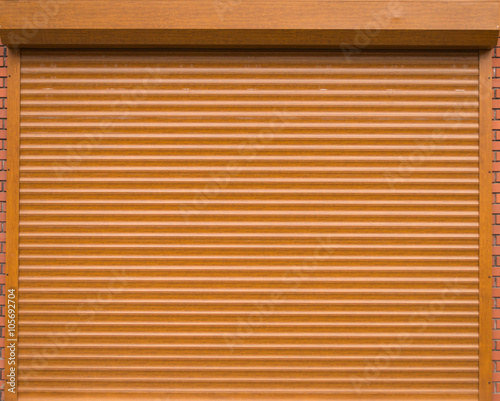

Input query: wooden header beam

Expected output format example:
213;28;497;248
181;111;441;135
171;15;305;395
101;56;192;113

0;0;498;48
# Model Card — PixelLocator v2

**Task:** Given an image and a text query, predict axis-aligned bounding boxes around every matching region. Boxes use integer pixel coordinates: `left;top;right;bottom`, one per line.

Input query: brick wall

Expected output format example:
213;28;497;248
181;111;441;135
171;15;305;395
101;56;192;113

0;42;6;401
492;41;500;399
0;43;498;399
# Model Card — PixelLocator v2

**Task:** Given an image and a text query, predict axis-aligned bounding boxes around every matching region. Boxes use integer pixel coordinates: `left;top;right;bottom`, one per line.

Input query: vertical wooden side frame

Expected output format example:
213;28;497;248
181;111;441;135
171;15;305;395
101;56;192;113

5;47;20;401
479;49;493;401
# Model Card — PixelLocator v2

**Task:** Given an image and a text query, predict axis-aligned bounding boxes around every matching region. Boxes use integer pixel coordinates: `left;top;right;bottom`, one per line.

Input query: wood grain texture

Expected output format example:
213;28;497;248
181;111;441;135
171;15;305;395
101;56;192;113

15;49;484;400
0;1;498;48
6;47;20;401
479;49;493;401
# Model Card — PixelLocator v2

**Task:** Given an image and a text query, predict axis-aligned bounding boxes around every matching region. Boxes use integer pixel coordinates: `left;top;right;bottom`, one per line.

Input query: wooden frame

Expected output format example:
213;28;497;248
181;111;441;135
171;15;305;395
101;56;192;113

2;47;496;401
0;1;498;399
0;0;498;48
479;49;494;401
5;47;20;401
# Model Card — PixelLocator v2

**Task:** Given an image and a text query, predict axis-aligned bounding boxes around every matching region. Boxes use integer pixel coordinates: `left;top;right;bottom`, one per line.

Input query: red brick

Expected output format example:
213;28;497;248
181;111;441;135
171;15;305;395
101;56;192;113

0;87;6;98
493;162;500;172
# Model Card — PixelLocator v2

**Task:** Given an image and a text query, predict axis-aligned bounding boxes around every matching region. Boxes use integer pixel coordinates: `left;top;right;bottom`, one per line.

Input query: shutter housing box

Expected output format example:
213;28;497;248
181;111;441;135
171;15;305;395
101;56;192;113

1;1;498;401
0;0;499;48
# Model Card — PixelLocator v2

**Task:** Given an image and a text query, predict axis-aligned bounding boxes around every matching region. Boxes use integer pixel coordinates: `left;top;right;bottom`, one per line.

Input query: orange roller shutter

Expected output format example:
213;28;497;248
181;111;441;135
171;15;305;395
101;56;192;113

10;49;489;400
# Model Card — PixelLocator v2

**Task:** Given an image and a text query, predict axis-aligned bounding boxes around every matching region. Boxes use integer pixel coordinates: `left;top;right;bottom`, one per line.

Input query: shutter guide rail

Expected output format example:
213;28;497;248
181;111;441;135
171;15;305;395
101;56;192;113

479;49;494;401
6;47;20;401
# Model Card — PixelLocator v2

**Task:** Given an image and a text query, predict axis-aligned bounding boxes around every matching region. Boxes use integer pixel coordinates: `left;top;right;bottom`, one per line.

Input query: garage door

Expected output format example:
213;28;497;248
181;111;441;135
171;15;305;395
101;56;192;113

15;49;483;400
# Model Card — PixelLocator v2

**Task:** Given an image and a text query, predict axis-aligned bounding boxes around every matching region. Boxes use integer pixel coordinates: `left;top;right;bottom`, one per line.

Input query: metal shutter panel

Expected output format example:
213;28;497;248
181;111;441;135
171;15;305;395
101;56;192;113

18;50;480;400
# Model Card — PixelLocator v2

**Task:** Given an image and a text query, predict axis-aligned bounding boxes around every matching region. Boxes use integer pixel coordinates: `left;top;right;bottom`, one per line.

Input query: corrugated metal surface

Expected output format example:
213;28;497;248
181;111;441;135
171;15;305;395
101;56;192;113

17;50;480;400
